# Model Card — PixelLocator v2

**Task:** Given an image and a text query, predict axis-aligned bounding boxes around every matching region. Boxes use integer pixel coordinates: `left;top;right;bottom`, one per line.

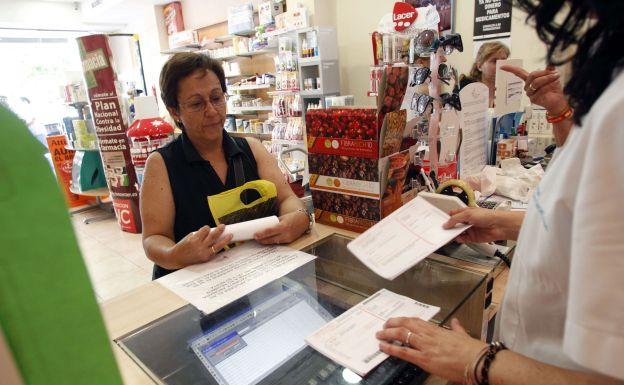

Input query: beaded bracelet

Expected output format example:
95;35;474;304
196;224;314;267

546;106;574;123
478;341;507;385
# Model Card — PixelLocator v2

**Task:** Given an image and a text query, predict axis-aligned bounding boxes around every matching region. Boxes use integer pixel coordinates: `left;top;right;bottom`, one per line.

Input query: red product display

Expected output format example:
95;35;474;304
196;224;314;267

306;108;378;141
163;2;185;36
127;118;174;168
77;34;142;233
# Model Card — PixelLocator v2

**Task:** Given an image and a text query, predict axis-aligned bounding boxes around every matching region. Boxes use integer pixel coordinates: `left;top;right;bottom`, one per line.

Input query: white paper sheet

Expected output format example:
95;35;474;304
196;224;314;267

347;196;470;280
157;242;316;315
305;289;439;377
459;83;490;177
220;216;279;243
494;59;524;117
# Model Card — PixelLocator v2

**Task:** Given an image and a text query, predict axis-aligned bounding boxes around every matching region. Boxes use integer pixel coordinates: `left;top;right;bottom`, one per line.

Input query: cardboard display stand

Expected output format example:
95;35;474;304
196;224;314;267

307;66;420;233
77;34;142;233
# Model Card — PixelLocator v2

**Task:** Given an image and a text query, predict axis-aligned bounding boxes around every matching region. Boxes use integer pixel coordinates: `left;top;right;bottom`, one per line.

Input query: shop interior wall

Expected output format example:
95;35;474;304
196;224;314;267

0;0;102;30
327;0;548;106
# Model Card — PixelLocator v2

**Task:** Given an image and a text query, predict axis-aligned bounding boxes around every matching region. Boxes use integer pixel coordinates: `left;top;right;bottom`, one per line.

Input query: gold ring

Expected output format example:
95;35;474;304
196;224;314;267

404;331;413;348
211;246;217;254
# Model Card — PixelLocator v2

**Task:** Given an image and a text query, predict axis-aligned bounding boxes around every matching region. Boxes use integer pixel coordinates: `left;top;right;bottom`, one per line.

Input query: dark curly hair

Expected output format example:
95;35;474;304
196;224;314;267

514;0;624;124
159;52;226;110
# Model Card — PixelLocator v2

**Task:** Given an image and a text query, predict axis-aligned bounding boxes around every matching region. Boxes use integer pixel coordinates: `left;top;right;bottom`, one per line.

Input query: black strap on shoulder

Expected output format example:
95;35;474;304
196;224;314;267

233;153;251;203
233;154;245;187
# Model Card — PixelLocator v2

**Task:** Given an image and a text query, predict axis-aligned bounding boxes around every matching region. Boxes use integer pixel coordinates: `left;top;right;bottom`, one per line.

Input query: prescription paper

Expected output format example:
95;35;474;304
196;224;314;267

305;289;439;376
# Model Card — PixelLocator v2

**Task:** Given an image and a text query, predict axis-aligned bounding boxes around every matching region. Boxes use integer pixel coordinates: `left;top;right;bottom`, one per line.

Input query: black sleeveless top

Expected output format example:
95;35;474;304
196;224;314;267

153;131;261;279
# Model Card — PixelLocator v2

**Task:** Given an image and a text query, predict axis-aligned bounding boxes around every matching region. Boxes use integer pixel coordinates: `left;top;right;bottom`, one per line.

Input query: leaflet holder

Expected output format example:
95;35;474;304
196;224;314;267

71;150;107;192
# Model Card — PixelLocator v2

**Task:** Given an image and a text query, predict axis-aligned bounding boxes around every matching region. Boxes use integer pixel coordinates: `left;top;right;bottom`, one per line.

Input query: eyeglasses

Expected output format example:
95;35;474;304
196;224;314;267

438;34;463;55
410;92;462;115
413;31;464;57
180;93;228;113
411;64;453;86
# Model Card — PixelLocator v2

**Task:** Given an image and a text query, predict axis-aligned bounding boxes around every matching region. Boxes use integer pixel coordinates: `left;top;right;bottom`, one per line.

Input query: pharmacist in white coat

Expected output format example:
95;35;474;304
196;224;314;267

375;1;624;384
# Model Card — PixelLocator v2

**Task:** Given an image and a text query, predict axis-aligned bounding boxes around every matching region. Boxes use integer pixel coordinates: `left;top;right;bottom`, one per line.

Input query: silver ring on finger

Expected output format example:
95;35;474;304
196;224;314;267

211;245;217;255
529;83;537;91
404;331;413;348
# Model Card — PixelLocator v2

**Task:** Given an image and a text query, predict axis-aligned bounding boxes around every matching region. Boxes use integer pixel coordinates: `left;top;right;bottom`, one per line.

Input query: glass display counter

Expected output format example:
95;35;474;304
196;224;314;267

117;234;486;385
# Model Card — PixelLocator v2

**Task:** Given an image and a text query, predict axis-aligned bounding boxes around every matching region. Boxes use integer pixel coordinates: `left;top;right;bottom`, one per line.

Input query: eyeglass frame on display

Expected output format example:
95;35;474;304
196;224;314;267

410;92;462;116
411;64;453;87
413;31;464;57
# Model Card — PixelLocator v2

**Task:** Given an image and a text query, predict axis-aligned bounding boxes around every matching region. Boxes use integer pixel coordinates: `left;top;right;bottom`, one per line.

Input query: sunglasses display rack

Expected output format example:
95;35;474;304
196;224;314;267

425;33;464;180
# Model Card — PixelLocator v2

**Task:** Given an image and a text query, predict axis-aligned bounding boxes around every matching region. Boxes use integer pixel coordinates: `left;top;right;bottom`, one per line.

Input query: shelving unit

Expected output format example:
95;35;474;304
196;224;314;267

228;83;273;92
267;89;300;96
229;106;273;114
228;131;272;140
160;44;202;55
294;27;340;119
225;73;253;79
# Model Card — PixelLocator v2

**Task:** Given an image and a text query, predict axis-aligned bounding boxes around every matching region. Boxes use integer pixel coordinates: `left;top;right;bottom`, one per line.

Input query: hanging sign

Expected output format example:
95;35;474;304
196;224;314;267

393;2;418;32
473;0;512;40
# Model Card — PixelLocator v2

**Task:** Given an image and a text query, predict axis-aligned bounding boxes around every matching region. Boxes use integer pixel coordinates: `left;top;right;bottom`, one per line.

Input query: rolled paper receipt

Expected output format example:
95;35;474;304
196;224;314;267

220;216;280;243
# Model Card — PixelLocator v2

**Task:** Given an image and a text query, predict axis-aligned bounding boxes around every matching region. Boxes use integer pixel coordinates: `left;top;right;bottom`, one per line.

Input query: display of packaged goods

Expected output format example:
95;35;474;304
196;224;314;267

163;2;184;36
228;2;255;35
168;30;198;49
259;0;284;26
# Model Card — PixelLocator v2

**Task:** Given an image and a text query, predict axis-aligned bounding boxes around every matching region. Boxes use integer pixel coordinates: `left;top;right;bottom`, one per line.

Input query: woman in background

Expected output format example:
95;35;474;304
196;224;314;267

459;41;510;106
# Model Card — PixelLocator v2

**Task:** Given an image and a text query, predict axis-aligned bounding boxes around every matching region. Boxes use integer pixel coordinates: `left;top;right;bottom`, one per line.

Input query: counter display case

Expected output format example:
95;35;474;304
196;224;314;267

117;234;486;385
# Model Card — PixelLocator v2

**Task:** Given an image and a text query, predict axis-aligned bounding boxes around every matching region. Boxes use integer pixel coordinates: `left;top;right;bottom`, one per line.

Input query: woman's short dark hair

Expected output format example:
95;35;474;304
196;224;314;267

159;52;226;110
515;0;624;124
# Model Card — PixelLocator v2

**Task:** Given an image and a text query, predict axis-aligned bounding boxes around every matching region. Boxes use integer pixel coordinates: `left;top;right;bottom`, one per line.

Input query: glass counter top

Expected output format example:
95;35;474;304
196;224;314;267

117;234;485;385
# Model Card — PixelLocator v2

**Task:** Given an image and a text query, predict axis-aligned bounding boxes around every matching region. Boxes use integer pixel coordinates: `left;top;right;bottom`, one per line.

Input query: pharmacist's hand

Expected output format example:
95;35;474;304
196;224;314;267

170;225;233;266
443;207;507;243
500;65;569;115
377;318;486;384
254;211;309;245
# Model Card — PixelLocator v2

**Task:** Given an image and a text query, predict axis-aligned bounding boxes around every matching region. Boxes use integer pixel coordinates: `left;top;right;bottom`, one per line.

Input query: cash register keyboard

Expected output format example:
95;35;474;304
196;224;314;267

257;345;426;385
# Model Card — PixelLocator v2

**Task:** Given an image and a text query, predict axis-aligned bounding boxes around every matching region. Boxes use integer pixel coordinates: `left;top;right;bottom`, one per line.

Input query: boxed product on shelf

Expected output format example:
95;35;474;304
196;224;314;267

259;0;284;26
228;2;255;35
168;30;198;49
163;2;184;36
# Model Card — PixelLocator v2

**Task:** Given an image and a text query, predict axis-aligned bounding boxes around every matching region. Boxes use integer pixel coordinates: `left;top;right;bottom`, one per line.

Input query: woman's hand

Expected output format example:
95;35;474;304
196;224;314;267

443;207;507;243
500;65;568;115
377;317;486;383
254;211;309;245
168;224;233;266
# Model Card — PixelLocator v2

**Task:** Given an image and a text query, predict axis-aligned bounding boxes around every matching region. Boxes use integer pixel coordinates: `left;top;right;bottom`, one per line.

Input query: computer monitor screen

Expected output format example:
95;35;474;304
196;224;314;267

190;281;333;385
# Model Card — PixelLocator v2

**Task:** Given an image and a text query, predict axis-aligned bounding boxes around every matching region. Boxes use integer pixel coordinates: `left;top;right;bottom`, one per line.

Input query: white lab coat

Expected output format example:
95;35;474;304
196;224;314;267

496;70;624;381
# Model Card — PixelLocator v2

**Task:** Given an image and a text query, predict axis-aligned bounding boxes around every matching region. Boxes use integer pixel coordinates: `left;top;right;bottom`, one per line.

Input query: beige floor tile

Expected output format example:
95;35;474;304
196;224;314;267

95;268;152;301
69;207;154;301
86;255;141;284
124;249;154;272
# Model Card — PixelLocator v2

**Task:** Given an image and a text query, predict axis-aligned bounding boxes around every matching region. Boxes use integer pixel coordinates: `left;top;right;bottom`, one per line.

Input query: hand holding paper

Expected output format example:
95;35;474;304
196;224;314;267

305;289;439;376
219;216;280;243
347;196;470;280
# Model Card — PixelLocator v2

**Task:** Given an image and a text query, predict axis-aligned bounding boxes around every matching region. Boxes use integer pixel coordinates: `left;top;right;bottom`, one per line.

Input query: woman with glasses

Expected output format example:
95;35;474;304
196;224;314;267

140;53;310;279
377;1;624;385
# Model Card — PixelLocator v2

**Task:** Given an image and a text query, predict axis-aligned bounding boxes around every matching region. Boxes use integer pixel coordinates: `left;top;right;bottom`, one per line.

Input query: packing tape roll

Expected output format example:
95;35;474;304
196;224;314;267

435;179;477;207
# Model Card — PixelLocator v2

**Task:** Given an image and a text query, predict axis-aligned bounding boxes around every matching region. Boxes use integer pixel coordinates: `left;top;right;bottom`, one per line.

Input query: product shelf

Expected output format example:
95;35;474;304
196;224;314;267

227;84;274;92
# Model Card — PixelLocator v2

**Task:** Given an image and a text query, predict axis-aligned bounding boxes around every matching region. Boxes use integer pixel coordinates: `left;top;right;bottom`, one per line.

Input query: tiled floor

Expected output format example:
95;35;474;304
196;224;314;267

70;208;152;303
